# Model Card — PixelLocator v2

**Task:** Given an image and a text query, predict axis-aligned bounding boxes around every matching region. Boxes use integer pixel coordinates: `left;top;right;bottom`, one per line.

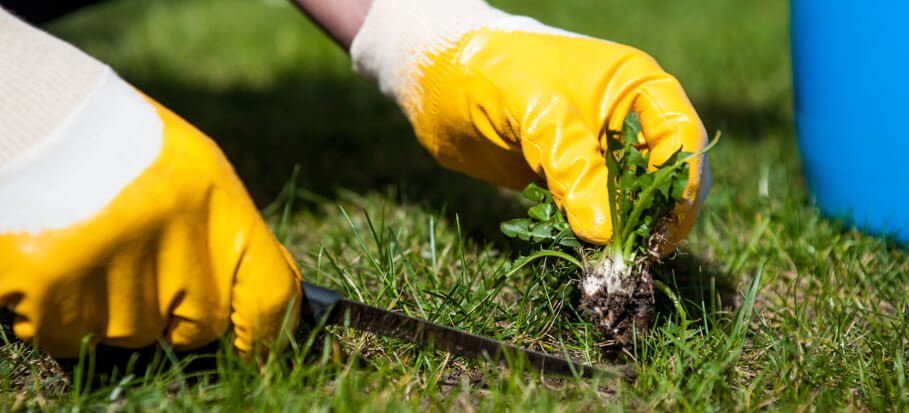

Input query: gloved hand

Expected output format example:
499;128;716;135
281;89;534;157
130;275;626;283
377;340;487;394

0;70;302;358
351;0;710;246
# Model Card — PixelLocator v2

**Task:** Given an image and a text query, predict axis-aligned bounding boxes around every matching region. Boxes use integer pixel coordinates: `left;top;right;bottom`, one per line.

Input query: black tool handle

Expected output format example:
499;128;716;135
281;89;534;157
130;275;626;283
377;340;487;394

301;281;342;324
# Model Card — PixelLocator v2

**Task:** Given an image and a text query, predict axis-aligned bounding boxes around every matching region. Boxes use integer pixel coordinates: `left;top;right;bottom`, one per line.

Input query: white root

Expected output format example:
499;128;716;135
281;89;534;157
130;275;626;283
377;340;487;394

581;255;636;298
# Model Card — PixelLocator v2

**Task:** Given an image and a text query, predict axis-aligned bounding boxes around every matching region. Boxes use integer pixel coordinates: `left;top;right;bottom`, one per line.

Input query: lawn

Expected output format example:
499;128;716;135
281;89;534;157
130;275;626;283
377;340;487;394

2;0;907;410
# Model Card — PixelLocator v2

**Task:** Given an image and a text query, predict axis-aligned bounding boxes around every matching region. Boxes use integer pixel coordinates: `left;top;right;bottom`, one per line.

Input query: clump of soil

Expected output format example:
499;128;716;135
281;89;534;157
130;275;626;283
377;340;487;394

579;260;655;347
577;213;672;348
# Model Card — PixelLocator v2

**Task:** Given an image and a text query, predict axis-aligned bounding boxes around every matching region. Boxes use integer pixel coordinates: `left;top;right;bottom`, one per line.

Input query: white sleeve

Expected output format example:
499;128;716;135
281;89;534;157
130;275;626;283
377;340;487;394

348;0;579;110
0;8;163;235
348;0;507;103
0;7;107;167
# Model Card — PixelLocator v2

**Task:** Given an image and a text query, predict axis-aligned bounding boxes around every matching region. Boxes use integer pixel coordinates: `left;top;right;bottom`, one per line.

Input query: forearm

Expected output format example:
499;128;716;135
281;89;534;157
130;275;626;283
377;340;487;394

290;0;373;50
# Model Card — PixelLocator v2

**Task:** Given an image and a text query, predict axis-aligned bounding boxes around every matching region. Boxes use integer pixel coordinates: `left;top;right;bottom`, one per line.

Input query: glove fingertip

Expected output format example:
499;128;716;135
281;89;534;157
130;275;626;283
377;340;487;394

556;190;613;246
567;212;612;246
231;258;303;357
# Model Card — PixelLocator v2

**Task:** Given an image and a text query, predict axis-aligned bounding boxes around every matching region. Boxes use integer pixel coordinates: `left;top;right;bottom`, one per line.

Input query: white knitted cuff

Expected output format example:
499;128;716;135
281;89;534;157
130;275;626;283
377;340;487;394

0;69;163;234
349;1;591;112
349;0;508;103
0;8;107;168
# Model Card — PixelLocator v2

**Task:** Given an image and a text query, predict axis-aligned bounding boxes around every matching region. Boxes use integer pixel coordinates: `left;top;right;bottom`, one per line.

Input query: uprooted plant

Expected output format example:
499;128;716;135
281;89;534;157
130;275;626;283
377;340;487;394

501;113;719;348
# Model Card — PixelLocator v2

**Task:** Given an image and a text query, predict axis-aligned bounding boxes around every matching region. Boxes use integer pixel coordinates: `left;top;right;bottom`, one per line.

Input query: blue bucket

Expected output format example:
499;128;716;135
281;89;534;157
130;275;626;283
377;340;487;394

791;1;909;243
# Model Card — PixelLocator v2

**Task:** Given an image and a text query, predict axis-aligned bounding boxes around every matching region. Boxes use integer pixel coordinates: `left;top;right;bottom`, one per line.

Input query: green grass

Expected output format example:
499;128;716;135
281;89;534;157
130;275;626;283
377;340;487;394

1;0;906;410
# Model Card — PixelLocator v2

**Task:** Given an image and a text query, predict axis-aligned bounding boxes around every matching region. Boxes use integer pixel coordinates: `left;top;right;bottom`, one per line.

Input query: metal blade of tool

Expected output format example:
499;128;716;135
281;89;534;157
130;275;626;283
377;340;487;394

301;282;620;379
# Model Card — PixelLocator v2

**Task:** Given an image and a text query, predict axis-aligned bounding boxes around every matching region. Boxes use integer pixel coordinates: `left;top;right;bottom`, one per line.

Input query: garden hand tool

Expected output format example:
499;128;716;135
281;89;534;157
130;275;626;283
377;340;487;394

301;282;622;378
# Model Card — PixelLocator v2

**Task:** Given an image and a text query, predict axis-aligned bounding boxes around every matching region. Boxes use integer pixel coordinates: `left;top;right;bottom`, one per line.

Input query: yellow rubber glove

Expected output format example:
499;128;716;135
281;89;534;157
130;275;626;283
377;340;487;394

0;71;302;358
351;0;710;246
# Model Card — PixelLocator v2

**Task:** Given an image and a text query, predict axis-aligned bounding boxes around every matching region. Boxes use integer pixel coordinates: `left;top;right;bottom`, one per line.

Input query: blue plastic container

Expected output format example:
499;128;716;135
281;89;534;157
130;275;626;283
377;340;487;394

791;0;909;243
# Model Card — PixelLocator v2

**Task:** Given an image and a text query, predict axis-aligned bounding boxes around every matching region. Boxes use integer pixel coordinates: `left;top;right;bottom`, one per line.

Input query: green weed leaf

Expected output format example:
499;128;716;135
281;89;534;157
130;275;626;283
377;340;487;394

501;219;533;241
623;112;642;145
521;183;549;203
503;118;720;269
528;203;556;222
530;222;554;242
557;236;582;248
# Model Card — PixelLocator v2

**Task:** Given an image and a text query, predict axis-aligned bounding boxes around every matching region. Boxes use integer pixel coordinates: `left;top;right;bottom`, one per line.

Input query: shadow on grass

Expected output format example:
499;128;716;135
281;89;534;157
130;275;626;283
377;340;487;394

137;72;761;339
1;70;768;380
133;72;525;245
131;70;791;247
651;249;740;325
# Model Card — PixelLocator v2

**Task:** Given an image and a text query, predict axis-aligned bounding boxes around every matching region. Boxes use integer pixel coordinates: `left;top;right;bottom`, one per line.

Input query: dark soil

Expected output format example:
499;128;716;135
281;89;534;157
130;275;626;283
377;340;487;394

579;266;655;349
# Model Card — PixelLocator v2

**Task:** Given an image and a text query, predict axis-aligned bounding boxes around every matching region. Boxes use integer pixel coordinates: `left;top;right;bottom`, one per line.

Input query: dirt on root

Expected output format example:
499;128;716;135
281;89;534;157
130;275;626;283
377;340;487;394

579;266;655;350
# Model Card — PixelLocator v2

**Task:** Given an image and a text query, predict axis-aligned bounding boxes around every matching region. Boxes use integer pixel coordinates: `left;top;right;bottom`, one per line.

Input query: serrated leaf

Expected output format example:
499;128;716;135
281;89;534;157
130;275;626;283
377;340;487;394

528;203;556;222
626;146;647;170
633;194;655;219
636;173;654;191
657;172;674;199
623;112;642;145
650;166;676;191
618;169;637;192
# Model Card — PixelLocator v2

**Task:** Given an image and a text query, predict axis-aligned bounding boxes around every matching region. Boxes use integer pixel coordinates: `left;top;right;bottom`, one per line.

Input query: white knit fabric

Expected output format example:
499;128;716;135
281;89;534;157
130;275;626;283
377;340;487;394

0;8;107;167
0;9;163;234
349;0;507;108
349;0;590;116
0;69;163;234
